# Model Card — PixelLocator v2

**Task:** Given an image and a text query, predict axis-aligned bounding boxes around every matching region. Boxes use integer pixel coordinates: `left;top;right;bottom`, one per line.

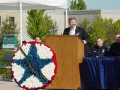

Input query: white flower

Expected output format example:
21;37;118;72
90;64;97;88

11;42;57;89
35;44;53;59
12;63;24;81
21;75;43;88
41;62;55;80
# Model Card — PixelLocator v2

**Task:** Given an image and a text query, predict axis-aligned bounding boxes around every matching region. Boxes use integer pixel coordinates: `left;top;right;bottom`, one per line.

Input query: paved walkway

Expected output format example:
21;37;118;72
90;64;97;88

0;81;47;90
0;81;23;90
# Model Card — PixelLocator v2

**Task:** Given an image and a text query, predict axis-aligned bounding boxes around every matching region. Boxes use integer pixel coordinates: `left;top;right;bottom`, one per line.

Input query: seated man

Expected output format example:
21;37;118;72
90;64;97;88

90;37;109;57
109;34;120;56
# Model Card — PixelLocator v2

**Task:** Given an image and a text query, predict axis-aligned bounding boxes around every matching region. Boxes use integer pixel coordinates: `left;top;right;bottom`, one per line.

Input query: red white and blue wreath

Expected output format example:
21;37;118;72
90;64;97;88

11;41;57;90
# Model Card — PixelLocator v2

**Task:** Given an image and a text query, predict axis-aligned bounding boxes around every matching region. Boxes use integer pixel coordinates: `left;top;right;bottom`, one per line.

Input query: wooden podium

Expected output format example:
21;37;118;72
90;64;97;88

46;35;84;90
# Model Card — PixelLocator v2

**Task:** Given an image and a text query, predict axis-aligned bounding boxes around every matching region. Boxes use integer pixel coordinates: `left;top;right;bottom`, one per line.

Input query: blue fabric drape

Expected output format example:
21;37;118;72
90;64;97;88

81;57;120;89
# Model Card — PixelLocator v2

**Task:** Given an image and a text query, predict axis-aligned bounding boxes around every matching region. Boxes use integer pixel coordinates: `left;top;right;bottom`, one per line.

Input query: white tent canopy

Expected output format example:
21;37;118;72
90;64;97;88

0;0;68;44
0;0;67;10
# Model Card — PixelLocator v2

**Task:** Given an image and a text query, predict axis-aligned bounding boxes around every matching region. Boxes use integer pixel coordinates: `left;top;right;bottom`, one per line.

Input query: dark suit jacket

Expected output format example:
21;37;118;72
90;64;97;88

109;42;120;56
63;26;88;42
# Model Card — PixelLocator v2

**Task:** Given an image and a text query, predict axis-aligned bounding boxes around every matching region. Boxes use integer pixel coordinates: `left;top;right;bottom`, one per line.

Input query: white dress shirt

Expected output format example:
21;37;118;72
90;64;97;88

69;26;76;35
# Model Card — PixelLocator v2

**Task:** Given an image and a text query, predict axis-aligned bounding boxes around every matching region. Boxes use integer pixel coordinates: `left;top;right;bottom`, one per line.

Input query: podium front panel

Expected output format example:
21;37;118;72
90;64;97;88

46;35;84;89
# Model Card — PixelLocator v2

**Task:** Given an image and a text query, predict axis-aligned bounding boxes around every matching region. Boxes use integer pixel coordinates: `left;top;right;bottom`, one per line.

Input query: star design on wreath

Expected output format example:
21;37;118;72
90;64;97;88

13;44;53;85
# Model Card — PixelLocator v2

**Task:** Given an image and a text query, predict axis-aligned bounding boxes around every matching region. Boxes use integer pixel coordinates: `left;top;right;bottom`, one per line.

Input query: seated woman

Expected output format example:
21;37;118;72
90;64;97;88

34;36;41;42
90;37;109;57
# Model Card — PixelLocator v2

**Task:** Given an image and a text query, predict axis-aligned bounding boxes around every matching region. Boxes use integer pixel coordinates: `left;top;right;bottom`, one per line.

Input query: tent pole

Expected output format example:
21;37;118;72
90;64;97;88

20;0;22;45
65;9;68;28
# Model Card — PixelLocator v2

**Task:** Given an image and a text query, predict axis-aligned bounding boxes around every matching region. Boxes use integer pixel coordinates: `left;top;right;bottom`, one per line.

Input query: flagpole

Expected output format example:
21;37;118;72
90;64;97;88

65;9;68;28
20;0;22;45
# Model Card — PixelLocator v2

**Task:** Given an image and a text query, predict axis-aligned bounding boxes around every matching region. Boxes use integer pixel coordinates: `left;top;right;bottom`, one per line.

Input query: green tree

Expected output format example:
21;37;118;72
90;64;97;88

88;15;107;46
78;17;91;32
103;18;116;46
26;10;58;41
48;21;58;35
0;16;19;34
78;15;119;47
70;0;87;10
113;19;120;33
0;16;19;48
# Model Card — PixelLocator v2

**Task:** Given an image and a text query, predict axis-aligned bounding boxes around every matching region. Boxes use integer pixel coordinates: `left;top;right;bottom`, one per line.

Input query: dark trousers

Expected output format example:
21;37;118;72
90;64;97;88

84;44;91;57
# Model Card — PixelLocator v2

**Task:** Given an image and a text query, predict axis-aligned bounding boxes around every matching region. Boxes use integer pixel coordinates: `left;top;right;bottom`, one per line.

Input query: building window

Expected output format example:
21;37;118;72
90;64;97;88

9;17;15;23
0;16;1;25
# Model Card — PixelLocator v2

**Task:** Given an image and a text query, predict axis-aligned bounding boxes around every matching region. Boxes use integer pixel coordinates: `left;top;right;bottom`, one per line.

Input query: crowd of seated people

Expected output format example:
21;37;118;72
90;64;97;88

86;34;120;57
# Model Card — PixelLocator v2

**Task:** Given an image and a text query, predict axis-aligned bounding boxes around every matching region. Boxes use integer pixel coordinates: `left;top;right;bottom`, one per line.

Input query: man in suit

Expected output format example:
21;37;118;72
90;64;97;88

63;17;90;57
109;34;120;56
63;17;88;44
